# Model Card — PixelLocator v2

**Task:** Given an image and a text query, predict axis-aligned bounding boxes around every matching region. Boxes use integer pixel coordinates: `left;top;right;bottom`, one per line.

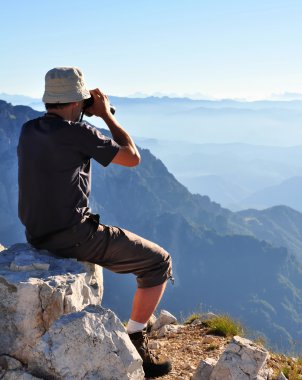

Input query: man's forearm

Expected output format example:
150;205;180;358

103;113;140;157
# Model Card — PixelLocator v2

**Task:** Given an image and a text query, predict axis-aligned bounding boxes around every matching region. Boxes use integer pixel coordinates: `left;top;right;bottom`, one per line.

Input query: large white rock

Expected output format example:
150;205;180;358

0;243;103;363
209;336;269;380
29;305;144;380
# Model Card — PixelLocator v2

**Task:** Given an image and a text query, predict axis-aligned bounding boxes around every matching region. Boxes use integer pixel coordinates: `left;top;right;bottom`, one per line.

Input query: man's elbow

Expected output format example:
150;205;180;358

112;148;141;167
128;152;141;167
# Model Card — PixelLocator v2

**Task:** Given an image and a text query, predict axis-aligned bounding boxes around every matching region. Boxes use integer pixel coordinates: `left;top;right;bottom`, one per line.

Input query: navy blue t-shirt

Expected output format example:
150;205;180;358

18;113;119;240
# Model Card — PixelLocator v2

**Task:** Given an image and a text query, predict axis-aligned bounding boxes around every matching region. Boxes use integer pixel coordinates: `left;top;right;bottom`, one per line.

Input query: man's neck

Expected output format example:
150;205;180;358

45;101;83;122
45;108;71;120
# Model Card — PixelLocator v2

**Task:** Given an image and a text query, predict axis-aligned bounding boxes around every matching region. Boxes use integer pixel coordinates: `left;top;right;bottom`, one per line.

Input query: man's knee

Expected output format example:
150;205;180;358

137;249;173;288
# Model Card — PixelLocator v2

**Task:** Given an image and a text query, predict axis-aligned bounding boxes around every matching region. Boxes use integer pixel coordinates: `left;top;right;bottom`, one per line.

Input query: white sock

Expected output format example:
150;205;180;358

127;319;147;334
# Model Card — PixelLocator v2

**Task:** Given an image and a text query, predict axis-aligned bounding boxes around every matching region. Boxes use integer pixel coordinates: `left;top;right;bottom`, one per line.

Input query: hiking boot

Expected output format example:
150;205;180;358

129;330;172;378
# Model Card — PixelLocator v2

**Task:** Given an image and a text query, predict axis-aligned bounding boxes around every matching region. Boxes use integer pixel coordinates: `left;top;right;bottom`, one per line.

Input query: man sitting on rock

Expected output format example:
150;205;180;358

17;67;173;378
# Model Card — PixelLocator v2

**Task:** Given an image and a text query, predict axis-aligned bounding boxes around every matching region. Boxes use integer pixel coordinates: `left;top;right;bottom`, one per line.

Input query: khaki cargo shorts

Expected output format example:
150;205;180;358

48;218;173;289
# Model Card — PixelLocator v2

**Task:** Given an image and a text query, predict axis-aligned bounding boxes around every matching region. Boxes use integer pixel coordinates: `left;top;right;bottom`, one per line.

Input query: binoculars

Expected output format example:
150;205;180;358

83;96;116;117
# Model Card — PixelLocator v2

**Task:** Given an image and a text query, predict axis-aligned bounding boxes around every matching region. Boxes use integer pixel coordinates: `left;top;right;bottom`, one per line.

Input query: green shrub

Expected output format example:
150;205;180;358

203;315;244;337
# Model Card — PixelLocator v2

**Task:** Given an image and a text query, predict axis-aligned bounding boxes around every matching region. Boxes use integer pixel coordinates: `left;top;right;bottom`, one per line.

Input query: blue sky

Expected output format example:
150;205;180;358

1;0;302;100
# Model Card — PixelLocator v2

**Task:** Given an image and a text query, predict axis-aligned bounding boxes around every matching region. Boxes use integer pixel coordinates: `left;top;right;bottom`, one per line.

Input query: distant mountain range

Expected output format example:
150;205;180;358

136;139;302;212
1;99;302;353
2;92;302;145
178;172;302;215
240;176;302;212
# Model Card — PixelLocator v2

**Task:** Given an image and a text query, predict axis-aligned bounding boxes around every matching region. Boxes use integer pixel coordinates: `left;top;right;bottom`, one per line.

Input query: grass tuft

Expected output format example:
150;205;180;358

203;314;244;338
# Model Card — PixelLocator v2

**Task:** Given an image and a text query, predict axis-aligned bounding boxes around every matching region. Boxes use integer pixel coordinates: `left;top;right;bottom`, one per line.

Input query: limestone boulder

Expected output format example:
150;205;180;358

29;305;144;380
209;335;269;380
0;243;103;363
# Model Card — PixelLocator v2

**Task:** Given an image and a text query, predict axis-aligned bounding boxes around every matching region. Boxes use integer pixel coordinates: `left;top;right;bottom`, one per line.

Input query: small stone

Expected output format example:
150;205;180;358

148;341;160;350
277;372;288;380
152;310;177;331
203;335;216;344
157;324;182;338
191;318;202;325
183;363;195;371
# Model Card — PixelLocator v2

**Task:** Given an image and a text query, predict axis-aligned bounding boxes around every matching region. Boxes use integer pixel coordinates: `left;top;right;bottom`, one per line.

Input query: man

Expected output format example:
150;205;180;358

18;67;173;378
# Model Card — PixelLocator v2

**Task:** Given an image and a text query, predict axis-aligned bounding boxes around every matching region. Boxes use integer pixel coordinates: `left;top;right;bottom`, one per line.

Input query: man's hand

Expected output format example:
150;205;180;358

86;88;112;119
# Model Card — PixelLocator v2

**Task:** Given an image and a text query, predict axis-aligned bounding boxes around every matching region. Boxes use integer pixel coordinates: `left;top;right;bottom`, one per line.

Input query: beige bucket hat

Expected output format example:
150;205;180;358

42;67;91;103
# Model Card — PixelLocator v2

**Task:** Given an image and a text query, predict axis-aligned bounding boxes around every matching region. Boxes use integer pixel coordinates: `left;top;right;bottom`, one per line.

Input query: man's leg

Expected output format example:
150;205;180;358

130;282;167;324
73;224;173;377
127;280;172;378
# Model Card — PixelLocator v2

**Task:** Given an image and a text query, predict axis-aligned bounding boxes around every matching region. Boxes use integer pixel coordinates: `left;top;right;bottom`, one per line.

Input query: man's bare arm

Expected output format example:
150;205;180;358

88;89;141;167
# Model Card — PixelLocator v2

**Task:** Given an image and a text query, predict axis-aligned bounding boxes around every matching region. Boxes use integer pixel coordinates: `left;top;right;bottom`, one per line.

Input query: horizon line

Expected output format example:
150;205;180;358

1;91;302;103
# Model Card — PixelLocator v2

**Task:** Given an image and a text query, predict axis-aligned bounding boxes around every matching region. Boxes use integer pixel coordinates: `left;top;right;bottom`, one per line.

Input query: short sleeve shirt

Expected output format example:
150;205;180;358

18;113;120;240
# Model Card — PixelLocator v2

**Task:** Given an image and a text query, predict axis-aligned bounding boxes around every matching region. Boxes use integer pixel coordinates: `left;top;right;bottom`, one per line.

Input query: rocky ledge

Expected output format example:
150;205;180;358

0;244;293;379
0;243;144;379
